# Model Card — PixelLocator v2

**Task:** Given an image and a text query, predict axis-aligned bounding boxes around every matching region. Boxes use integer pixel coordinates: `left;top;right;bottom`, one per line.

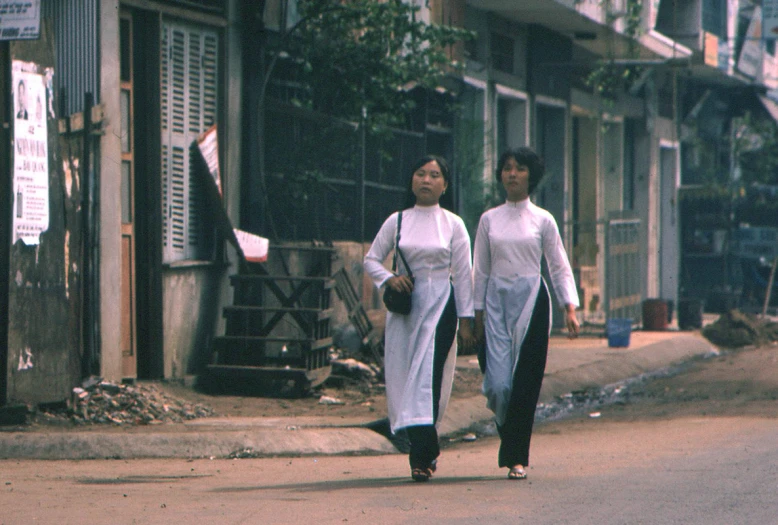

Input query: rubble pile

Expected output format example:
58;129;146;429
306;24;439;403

35;378;217;426
325;347;384;387
330;358;379;381
702;310;778;348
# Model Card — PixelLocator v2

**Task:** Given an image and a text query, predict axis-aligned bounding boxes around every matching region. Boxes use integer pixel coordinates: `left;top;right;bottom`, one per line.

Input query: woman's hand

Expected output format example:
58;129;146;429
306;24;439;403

474;311;487;373
385;275;414;294
457;318;476;354
564;305;580;339
474;311;486;348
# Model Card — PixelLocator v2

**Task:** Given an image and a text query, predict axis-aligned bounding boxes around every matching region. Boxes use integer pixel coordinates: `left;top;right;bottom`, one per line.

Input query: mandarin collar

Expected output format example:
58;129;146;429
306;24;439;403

505;198;530;209
413;203;441;212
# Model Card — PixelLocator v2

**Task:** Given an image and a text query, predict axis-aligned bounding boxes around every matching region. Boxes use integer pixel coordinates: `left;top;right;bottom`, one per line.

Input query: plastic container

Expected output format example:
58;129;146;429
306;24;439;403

642;299;668;330
606;318;632;347
678;298;703;330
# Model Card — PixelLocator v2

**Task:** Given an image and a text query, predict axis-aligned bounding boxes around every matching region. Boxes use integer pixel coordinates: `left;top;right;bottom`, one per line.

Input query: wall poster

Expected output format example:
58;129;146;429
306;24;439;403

12;59;49;245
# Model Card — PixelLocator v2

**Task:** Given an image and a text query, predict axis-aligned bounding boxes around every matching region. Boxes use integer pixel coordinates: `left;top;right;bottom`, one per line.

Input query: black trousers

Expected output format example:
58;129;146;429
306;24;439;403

497;280;550;468
405;288;458;470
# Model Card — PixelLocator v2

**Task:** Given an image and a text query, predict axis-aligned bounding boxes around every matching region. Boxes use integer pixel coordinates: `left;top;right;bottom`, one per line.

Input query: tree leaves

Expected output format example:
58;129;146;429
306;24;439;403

280;0;473;129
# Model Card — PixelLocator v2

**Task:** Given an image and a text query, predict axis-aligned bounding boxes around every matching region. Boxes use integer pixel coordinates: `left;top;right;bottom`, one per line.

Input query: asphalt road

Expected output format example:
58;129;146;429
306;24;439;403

2;344;778;525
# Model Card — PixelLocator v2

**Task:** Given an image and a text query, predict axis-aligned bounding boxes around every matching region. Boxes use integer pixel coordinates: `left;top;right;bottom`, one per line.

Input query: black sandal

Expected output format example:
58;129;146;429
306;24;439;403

508;466;527;480
411;467;431;482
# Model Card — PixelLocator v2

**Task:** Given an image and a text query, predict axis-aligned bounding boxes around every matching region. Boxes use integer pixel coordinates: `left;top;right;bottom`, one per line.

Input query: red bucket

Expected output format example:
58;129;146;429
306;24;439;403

642;299;668;331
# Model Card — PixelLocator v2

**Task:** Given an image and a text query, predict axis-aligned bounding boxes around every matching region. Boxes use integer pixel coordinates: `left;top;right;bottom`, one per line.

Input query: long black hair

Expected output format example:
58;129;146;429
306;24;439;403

401;154;454;210
496;147;545;195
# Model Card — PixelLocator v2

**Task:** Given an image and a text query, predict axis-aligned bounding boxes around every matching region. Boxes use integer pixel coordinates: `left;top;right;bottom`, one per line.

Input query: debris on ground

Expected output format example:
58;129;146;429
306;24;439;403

701;310;778;348
318;395;345;405
228;448;260;459
330;358;378;381
31;377;217;426
321;352;385;395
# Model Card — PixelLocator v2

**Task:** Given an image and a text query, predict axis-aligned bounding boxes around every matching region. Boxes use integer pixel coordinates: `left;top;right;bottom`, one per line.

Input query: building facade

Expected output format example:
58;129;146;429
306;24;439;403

2;0;775;406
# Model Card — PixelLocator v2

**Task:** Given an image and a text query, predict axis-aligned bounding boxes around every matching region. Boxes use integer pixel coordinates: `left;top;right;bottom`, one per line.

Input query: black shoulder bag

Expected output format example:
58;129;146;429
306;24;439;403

382;211;414;315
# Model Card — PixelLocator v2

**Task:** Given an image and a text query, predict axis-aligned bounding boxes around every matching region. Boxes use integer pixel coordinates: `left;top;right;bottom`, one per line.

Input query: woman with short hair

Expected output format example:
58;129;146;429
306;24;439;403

473;146;580;480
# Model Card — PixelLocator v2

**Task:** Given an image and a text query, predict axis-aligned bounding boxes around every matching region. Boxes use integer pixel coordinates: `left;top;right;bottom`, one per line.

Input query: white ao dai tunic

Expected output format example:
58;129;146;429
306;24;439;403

365;205;474;433
473;199;579;426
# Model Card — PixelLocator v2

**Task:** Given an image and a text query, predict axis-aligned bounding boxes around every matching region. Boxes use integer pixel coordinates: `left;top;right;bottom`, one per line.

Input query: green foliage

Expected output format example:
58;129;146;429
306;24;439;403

736;187;778;226
733;111;778;185
284;0;474;130
585;0;644;99
454;115;500;236
681;111;778;227
623;0;643;43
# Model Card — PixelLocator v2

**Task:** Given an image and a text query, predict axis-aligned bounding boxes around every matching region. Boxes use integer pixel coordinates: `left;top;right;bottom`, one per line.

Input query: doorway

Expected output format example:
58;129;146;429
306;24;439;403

122;7;165;380
534;103;565;223
659;143;679;306
120;13;137;378
573;115;600;320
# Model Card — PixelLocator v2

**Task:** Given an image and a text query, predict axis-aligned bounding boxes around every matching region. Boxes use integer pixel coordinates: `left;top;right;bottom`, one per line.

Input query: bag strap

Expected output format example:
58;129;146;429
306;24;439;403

391;211;413;279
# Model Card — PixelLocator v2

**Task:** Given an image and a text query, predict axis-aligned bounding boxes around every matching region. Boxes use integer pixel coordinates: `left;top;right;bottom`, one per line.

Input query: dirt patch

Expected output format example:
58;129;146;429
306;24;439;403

567;342;778;423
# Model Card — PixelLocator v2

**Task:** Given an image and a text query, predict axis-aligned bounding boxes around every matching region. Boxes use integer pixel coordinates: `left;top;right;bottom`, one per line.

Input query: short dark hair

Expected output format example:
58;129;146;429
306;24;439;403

496;147;545;195
401;154;454;210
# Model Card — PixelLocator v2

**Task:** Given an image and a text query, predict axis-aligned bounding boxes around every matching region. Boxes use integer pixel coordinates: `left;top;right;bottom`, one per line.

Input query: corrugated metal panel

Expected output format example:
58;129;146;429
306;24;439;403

42;0;99;117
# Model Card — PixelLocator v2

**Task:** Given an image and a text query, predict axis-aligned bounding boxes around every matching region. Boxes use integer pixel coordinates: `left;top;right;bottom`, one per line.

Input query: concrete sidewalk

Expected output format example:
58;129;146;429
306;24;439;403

0;330;717;460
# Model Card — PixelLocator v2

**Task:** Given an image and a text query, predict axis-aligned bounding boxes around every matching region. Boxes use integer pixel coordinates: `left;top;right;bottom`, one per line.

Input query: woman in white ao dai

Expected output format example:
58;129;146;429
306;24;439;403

364;155;475;483
473;147;580;480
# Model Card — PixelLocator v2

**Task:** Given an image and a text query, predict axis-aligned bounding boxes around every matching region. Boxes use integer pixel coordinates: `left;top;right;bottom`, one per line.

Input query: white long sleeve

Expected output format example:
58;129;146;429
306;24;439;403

364;204;474;432
364;205;474;317
363;211;399;289
473;199;579;310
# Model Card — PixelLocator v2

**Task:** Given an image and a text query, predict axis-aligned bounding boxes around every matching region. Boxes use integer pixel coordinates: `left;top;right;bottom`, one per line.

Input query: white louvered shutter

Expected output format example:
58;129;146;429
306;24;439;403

161;20;219;262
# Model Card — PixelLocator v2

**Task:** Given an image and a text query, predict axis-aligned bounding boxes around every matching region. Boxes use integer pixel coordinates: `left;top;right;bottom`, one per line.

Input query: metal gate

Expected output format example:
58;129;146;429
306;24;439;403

264;104;425;243
604;215;642;323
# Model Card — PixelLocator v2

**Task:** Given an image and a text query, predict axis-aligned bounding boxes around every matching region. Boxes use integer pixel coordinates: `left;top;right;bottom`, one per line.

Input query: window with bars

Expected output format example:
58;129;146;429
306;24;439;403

160;20;219;262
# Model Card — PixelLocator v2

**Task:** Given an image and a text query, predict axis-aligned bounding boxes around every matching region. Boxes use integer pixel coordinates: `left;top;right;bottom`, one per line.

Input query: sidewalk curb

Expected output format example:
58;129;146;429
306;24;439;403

0;427;397;460
0;332;717;460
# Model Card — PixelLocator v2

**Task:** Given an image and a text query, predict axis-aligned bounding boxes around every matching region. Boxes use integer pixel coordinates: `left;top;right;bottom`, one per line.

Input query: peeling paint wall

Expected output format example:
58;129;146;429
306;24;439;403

6;25;83;405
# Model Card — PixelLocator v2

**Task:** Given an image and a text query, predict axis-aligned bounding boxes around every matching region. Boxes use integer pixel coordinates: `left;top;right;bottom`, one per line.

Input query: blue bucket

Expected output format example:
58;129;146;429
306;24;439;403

606;318;632;348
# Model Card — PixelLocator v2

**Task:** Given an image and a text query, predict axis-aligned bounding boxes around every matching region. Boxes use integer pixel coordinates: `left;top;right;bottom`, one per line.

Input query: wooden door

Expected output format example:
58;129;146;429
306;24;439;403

120;13;137;378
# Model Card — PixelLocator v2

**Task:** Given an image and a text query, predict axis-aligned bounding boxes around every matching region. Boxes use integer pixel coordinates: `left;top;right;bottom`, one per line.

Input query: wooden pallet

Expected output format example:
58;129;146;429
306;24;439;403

332;268;384;368
204;244;335;396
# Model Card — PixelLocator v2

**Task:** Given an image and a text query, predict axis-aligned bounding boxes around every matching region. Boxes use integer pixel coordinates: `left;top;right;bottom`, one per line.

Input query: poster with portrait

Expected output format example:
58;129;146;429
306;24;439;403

12;59;49;245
